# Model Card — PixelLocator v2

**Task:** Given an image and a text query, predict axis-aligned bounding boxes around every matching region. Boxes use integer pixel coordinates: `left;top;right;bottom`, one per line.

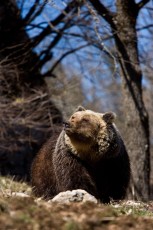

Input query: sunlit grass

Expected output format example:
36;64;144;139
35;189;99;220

0;176;31;197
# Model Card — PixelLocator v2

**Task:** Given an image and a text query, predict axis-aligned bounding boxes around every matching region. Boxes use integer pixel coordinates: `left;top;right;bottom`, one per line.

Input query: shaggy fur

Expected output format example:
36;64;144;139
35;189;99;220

31;106;130;203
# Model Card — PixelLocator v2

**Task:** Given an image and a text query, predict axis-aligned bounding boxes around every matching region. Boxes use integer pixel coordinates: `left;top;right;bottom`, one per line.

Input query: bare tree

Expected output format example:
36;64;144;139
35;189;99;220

87;0;150;200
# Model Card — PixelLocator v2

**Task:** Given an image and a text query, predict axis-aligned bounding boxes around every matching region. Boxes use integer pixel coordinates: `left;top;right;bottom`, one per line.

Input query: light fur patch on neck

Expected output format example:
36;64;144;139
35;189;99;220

97;128;110;153
64;134;94;158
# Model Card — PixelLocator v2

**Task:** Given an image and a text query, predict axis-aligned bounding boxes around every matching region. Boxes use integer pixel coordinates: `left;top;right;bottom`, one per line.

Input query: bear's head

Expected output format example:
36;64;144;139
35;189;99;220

63;106;118;160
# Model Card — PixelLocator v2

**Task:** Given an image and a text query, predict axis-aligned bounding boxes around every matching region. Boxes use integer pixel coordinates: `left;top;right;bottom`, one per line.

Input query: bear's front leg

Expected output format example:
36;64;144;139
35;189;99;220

53;149;98;199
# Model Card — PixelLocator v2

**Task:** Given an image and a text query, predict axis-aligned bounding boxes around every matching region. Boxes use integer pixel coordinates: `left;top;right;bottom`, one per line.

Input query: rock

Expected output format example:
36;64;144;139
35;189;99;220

51;189;98;204
11;192;30;197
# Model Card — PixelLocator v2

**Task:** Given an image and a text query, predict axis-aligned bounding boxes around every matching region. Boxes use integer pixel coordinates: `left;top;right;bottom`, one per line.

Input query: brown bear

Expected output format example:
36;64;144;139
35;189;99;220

31;106;130;203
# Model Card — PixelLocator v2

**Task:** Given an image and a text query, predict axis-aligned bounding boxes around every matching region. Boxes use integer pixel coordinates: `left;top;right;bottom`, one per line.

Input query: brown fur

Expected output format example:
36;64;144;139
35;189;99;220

31;106;130;203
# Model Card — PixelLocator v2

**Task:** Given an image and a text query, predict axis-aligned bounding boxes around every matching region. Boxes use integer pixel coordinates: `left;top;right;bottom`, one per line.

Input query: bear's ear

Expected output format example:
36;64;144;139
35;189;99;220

75;106;86;112
103;112;116;123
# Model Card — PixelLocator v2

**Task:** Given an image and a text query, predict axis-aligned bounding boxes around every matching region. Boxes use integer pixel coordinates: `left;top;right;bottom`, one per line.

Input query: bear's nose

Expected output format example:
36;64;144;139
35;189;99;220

63;121;70;128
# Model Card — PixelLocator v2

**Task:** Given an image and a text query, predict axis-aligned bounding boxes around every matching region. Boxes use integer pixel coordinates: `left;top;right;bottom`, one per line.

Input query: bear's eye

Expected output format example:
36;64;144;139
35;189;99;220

82;118;89;122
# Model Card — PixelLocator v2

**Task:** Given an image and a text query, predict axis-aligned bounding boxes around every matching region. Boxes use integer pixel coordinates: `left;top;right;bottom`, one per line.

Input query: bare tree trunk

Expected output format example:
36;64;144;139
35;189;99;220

89;0;150;200
114;0;150;200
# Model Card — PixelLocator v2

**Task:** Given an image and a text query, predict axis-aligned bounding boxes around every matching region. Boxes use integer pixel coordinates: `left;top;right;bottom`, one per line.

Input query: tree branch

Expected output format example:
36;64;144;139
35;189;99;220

28;1;47;24
43;43;91;76
32;1;82;47
35;21;71;71
88;0;115;25
137;0;150;11
24;0;40;23
137;24;153;31
26;22;48;31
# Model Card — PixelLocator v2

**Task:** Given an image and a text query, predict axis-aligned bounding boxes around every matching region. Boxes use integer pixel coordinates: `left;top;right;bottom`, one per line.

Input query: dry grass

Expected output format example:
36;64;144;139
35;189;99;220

0;176;153;230
0;176;31;197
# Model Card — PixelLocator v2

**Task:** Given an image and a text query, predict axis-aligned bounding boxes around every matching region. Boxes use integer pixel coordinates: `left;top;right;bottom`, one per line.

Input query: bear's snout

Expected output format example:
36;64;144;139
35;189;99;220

63;121;70;129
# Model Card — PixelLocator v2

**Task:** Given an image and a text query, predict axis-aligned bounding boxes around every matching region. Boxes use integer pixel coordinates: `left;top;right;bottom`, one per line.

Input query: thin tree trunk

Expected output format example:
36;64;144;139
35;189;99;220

114;0;150;200
89;0;150;200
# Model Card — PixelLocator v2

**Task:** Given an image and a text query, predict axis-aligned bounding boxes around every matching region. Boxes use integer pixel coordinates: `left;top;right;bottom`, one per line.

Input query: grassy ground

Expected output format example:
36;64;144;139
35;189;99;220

0;176;153;230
